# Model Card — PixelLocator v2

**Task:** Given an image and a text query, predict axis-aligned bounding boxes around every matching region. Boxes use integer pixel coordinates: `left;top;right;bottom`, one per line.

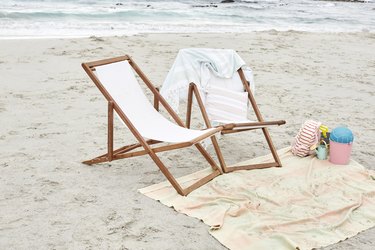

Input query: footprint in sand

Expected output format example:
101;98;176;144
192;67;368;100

36;178;62;196
90;36;105;42
8;130;19;136
73;193;98;206
38;131;62;139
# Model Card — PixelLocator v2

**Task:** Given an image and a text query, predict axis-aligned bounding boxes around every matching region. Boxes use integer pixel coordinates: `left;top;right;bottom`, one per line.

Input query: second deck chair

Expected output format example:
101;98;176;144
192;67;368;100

162;49;285;173
81;55;223;196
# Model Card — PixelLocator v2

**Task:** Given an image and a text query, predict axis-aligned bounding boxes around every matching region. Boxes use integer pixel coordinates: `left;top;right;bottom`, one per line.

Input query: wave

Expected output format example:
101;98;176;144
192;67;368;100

0;10;190;20
0;0;374;37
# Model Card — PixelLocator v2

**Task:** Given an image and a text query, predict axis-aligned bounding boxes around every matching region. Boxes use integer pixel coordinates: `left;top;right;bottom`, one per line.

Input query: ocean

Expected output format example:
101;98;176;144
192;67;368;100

0;0;374;38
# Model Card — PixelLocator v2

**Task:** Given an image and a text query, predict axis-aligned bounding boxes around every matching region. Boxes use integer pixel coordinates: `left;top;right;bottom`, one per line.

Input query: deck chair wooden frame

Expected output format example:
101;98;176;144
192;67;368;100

82;55;223;196
186;68;286;173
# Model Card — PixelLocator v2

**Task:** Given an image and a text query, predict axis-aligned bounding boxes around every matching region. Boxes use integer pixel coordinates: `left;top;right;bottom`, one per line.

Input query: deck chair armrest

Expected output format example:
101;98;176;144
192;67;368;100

190;127;223;144
223;120;286;130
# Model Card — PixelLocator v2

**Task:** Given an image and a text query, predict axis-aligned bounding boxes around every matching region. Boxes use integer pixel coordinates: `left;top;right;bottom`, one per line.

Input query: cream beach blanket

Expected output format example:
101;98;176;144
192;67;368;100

139;148;375;250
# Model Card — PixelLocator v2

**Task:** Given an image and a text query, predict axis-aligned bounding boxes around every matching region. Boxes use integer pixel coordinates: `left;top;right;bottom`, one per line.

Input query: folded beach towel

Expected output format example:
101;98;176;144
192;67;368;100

292;120;322;157
160;48;254;112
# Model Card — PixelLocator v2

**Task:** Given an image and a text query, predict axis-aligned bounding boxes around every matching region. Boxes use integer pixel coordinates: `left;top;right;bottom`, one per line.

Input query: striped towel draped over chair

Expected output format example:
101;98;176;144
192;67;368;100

160;48;255;113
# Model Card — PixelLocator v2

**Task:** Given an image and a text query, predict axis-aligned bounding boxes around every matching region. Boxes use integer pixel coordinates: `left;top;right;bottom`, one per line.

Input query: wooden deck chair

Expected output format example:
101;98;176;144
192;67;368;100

81;55;223;196
186;68;286;173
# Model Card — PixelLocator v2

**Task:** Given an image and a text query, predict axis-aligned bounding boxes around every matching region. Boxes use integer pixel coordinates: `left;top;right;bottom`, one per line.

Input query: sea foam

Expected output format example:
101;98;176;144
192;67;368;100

0;0;374;38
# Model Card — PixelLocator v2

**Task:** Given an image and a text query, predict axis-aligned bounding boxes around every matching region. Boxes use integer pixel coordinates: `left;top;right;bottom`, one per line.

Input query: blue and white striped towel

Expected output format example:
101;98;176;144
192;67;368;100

160;48;254;112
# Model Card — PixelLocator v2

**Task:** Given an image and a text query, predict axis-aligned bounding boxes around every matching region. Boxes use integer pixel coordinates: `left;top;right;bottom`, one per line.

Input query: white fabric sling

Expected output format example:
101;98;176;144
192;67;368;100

205;85;248;123
95;61;217;143
204;67;263;130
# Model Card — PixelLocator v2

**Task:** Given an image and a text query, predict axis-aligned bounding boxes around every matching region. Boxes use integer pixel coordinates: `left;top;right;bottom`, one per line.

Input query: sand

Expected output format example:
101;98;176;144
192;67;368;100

0;32;374;249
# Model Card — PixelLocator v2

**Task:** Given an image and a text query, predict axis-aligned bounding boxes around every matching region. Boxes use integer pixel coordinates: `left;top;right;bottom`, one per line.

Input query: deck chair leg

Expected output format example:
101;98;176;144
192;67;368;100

108;101;114;161
262;127;282;167
188;83;227;170
210;135;227;171
195;142;223;174
154;87;160;111
83;102;115;165
147;148;221;196
147;150;185;195
186;83;194;128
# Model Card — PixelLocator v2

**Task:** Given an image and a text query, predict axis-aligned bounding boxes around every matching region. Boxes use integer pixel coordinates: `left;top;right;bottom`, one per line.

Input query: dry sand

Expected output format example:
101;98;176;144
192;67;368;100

0;32;374;249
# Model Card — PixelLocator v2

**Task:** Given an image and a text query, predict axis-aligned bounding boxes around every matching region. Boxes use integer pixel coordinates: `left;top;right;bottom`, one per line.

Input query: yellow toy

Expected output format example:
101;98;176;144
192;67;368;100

320;125;329;138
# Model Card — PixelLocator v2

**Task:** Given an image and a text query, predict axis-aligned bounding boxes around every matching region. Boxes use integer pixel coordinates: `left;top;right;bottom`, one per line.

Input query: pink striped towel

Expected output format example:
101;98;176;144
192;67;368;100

292;120;321;157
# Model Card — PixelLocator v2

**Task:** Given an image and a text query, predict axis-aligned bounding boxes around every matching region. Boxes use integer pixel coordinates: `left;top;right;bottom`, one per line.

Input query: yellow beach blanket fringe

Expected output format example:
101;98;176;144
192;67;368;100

139;148;375;250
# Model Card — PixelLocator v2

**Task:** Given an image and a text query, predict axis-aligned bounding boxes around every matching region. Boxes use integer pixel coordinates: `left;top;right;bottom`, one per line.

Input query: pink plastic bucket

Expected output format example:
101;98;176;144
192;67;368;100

329;141;353;165
329;126;354;165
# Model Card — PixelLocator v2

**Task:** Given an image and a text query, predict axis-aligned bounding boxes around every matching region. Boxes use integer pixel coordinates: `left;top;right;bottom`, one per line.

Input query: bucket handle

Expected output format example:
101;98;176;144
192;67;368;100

319;139;328;149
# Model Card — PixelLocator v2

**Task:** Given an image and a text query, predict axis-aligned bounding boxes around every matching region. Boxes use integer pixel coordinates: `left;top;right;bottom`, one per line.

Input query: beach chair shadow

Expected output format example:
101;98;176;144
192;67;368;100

81;55;223;196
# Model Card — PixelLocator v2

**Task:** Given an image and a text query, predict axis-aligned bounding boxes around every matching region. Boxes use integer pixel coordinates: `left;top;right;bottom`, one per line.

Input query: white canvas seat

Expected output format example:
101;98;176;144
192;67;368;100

96;61;217;143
